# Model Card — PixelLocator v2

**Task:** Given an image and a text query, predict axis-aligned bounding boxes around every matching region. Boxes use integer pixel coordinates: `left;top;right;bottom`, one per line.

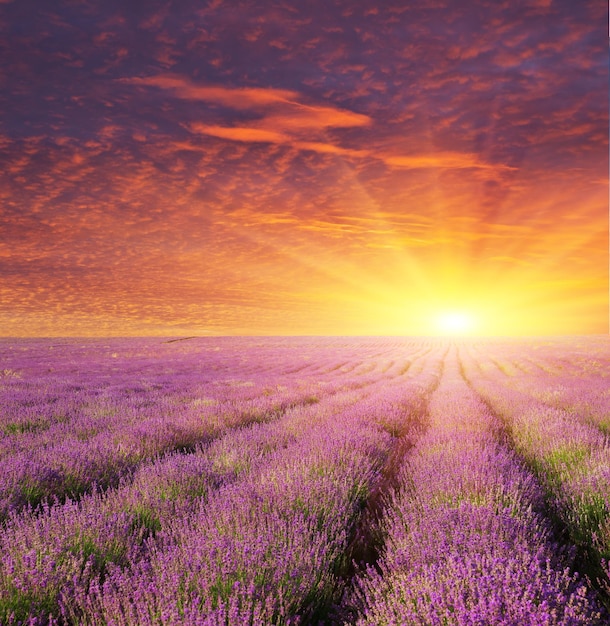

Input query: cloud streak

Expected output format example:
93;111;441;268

126;74;508;171
120;74;300;108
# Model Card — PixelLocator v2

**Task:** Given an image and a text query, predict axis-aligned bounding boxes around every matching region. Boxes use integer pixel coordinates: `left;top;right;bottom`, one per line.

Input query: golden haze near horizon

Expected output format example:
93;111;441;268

1;1;607;337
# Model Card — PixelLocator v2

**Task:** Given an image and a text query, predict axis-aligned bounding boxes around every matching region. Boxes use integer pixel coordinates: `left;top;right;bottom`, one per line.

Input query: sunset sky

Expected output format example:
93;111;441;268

1;0;607;336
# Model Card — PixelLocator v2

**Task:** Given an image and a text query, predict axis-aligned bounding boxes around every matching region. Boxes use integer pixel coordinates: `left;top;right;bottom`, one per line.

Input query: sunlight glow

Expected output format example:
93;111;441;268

435;311;476;336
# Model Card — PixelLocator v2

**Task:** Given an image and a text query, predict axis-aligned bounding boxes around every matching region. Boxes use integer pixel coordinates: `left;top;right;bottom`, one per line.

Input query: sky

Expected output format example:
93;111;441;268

1;0;607;336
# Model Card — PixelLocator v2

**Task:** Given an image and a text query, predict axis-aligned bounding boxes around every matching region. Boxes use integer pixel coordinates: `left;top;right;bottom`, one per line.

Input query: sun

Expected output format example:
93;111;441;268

434;311;476;336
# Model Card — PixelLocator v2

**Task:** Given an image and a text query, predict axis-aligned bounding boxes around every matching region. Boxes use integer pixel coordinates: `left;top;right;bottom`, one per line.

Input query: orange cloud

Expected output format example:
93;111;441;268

384;152;517;171
190;124;290;144
265;104;370;130
120;74;299;108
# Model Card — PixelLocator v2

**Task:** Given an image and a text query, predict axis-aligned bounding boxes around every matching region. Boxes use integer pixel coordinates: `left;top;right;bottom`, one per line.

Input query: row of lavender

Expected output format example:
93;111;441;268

1;336;609;624
0;338;439;624
460;338;610;601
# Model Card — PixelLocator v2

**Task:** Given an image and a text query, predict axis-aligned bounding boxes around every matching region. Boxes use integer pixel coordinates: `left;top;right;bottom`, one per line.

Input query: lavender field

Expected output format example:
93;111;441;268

1;336;609;625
